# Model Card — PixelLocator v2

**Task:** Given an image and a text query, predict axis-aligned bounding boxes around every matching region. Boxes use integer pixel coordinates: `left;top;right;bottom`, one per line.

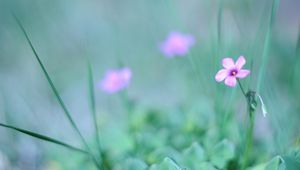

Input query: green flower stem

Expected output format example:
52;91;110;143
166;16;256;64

238;79;255;170
237;79;247;98
120;91;134;130
241;109;255;170
119;91;140;155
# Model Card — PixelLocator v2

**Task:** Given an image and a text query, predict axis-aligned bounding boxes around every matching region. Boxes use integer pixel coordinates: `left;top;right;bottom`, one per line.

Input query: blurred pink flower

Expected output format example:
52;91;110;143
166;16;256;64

215;56;250;87
99;67;132;93
160;32;195;57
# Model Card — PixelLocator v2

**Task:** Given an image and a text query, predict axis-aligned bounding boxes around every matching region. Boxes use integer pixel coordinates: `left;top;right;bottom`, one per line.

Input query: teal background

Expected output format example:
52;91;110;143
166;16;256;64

0;0;299;169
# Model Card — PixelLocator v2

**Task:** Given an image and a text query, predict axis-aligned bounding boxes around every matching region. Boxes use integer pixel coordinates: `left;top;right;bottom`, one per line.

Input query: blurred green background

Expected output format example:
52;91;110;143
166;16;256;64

0;0;300;169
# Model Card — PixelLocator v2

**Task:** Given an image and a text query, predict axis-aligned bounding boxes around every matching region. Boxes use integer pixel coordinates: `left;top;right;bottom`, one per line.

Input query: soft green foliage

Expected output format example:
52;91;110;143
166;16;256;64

149;157;183;170
249;156;285;170
181;142;206;168
0;0;300;169
209;139;235;169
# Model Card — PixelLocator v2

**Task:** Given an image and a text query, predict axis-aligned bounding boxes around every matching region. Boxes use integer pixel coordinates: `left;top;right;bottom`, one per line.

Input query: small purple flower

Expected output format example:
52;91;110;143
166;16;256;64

160;32;195;58
215;56;250;87
99;67;132;93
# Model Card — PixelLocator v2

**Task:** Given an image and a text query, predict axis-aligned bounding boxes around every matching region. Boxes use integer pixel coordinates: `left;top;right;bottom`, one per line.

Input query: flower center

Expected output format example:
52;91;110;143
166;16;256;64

230;69;238;76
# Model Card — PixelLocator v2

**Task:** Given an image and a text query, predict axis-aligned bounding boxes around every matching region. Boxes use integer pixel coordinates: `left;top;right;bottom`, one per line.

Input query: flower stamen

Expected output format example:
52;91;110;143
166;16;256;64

230;69;238;76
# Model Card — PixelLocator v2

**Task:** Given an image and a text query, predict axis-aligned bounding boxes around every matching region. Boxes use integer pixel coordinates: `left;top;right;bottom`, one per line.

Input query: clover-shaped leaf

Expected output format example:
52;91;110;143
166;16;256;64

209;139;235;169
181;142;206;169
149;157;184;170
249;156;285;170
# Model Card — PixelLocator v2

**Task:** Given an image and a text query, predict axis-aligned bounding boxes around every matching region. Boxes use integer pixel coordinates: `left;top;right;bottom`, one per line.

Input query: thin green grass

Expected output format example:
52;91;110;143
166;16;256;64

87;61;103;158
3;1;297;169
256;0;280;93
12;14;102;169
0;123;89;155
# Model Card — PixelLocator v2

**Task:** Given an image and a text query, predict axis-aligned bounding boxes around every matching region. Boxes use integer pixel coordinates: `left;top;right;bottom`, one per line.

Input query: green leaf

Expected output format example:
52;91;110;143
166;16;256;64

282;153;300;170
265;156;286;170
209;139;235;169
12;15;101;169
149;157;184;170
13;14;87;147
249;156;286;170
256;0;280;93
87;60;102;155
122;158;148;170
181;142;206;169
0;123;88;155
147;147;182;165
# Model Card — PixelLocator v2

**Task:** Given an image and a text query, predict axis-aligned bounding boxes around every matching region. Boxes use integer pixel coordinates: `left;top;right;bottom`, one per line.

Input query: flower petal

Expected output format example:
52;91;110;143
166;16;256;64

222;58;235;69
235;56;246;69
99;68;132;93
120;68;132;81
236;69;250;78
160;32;195;57
215;69;228;82
224;76;237;87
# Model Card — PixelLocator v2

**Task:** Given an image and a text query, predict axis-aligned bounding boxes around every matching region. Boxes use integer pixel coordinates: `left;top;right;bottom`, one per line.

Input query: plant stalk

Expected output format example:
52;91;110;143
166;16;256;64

87;62;102;154
238;79;256;170
87;62;112;170
241;109;255;170
237;79;247;98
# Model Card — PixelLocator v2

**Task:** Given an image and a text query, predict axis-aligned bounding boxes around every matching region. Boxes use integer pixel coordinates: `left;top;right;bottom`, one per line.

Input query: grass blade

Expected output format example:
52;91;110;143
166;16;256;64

256;0;280;93
87;61;111;170
12;14;102;169
87;61;102;156
13;14;89;150
0;123;88;155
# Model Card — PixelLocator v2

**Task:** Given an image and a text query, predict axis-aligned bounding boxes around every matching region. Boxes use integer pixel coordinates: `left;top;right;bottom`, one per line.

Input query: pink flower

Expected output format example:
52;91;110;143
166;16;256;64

99;67;132;93
160;32;195;58
215;56;250;87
